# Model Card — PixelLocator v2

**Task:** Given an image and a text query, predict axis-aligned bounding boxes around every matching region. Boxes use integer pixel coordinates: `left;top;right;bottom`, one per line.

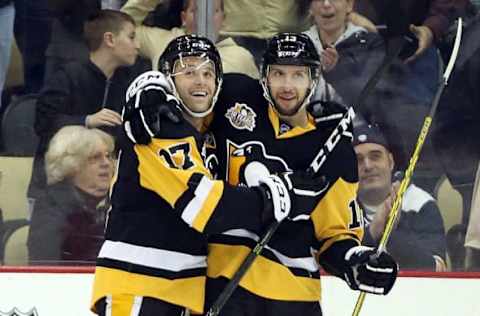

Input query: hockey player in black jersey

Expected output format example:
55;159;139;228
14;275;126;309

90;35;327;316
199;32;398;316
117;34;398;315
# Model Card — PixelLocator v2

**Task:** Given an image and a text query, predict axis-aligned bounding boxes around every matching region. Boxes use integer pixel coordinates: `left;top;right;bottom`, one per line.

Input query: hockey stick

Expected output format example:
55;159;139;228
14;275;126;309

351;18;463;316
206;106;356;316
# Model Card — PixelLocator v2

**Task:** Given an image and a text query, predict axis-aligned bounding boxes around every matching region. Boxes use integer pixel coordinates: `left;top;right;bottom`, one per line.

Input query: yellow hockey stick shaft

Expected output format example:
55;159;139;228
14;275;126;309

351;117;431;316
351;17;463;316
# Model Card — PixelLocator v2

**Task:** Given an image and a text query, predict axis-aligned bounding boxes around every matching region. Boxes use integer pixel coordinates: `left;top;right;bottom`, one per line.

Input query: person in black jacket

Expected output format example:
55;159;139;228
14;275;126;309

353;0;454;101
354;123;447;271
28;125;115;264
28;9;139;210
305;0;443;189
44;0;101;81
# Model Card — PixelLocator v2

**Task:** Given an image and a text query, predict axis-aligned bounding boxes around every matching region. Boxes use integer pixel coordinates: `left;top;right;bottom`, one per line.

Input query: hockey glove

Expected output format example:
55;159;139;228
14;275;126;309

343;245;398;295
258;171;329;224
123;71;182;144
307;100;349;125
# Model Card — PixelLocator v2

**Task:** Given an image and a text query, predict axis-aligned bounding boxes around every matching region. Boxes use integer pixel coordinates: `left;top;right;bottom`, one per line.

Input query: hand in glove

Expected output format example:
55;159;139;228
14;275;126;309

123;71;182;144
343;245;398;295
258;171;329;224
307;100;350;126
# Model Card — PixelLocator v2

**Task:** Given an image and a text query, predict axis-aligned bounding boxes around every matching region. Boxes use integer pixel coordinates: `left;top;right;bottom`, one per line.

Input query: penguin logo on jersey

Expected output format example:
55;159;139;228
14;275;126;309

225;103;257;131
226;140;289;186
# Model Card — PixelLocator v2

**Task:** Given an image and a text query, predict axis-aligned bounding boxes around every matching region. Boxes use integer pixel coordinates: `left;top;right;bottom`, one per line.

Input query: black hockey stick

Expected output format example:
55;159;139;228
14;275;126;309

205;219;280;316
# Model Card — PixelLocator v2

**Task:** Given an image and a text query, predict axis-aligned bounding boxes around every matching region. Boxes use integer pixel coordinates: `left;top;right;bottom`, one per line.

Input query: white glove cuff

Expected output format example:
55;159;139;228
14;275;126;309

258;175;291;222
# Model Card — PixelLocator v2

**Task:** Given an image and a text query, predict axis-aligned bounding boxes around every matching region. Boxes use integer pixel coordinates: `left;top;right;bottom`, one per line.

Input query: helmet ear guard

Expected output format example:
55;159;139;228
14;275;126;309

260;33;321;116
158;35;223;118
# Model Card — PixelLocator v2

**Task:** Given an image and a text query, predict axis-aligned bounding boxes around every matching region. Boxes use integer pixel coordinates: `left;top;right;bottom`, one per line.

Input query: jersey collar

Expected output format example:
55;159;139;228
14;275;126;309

267;106;316;139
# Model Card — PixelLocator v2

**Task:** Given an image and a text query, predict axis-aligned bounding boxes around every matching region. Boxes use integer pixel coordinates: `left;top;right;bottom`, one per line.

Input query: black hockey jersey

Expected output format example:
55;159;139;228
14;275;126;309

206;73;364;302
91;119;269;314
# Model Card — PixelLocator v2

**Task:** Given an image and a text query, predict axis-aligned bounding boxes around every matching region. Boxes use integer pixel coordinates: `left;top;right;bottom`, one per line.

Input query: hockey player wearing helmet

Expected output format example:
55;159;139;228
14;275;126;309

123;32;398;316
200;32;397;316
158;34;223;120
90;34;327;316
260;32;321;122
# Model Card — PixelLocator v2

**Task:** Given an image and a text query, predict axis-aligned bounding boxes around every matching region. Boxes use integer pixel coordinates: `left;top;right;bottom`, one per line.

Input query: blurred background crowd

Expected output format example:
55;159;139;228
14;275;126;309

0;0;479;272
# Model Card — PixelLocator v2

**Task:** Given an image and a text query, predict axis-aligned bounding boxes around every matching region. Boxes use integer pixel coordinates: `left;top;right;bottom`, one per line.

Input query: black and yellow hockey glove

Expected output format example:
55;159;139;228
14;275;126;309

123;71;182;144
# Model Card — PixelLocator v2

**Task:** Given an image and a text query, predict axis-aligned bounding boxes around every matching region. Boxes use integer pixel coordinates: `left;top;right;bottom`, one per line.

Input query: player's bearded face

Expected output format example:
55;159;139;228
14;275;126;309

172;56;217;115
355;143;394;200
267;64;311;116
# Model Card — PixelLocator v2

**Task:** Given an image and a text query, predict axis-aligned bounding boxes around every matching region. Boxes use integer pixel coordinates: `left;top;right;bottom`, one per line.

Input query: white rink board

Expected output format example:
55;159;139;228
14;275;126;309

321;276;480;316
0;273;479;316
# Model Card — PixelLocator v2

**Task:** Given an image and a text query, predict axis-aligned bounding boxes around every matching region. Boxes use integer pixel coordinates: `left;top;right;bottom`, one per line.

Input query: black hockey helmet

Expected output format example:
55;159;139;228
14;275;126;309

158;34;223;117
261;32;321;81
260;32;321;116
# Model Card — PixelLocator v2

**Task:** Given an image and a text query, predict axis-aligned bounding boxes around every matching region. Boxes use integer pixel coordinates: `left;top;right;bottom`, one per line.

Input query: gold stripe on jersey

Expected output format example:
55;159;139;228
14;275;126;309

227;143;246;185
207;177;363;302
311;177;364;254
207;243;321;301
134;137;210;207
103;294;137;316
191;180;224;232
267;107;316;139
91;267;205;314
133;137;227;232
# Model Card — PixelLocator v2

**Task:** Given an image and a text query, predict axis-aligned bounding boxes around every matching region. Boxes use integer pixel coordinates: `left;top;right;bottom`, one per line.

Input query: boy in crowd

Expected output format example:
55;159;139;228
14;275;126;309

29;10;139;208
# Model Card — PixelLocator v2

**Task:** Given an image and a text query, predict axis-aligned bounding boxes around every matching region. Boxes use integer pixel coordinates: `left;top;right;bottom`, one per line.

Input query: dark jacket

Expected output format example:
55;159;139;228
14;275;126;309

44;0;100;81
432;16;480;188
354;0;454;40
324;31;432;170
0;0;12;8
30;60;130;199
48;0;100;35
361;184;447;271
27;181;107;264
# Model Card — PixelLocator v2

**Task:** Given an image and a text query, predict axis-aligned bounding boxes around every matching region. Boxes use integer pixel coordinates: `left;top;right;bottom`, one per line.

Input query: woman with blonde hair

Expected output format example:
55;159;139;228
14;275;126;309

28;125;115;264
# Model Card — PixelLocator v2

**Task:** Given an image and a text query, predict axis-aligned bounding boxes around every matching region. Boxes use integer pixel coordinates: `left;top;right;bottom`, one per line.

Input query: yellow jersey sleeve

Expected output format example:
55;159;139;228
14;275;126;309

133;137;264;233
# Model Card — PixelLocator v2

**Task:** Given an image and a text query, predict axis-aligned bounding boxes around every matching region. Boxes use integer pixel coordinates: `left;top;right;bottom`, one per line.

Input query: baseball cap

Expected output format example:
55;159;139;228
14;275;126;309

353;124;389;149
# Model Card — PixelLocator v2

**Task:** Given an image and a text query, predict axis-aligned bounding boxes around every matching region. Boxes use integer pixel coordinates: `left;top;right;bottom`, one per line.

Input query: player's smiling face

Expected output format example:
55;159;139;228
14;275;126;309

310;0;353;37
173;56;217;114
267;64;310;116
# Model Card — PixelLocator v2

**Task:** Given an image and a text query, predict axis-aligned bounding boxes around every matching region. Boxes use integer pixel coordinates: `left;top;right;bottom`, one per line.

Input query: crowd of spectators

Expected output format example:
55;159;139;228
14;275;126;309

0;0;479;272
